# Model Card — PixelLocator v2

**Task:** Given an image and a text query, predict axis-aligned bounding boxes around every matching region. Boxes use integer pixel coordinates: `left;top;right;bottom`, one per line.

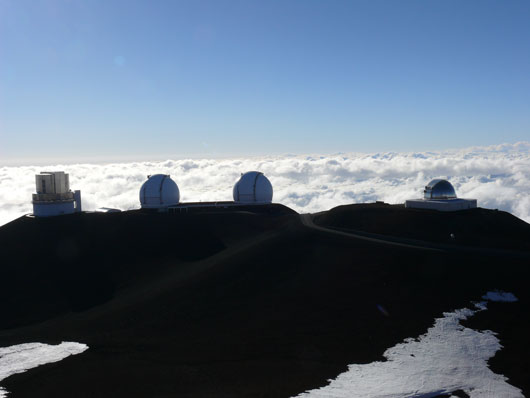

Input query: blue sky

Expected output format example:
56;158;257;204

1;0;529;164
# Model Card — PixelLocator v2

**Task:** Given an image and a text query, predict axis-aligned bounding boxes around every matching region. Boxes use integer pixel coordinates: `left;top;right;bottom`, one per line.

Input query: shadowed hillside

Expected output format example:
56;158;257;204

314;203;530;251
0;204;529;397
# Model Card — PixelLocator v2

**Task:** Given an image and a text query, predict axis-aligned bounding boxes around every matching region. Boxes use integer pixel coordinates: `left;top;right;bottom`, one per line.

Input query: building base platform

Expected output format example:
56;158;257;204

405;198;477;212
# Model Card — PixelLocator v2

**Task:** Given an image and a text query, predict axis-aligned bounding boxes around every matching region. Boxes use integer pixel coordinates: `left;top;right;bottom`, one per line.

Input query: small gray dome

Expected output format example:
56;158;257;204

424;179;457;200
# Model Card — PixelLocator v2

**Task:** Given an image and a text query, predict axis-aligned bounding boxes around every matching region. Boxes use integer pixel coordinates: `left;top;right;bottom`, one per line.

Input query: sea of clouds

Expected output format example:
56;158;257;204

1;142;529;226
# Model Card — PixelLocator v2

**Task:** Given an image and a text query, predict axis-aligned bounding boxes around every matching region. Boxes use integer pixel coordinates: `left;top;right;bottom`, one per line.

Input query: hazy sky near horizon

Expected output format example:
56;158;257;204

1;0;530;164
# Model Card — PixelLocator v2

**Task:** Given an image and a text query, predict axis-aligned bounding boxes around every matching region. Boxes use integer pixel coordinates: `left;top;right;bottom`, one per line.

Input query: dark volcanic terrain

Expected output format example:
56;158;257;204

0;203;529;397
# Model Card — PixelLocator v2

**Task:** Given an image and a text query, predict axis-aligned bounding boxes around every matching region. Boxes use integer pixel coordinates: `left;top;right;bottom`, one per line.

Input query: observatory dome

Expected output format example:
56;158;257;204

233;171;273;203
423;179;457;200
139;174;180;209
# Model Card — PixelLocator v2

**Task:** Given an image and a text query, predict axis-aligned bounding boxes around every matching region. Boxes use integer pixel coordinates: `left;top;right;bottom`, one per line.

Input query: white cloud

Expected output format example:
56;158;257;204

1;142;529;226
293;292;522;398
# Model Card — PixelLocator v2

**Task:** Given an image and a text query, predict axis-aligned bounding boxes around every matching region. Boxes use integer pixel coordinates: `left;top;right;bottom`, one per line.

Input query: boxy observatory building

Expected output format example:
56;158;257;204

405;179;477;211
32;171;82;217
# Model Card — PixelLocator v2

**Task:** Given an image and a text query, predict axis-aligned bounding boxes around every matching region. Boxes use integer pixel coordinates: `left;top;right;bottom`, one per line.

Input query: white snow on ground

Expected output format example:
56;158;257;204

1;142;529;227
0;342;88;398
482;290;518;302
294;291;523;398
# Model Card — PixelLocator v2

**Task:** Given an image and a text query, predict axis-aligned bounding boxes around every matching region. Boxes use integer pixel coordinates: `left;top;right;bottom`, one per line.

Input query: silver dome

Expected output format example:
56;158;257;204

423;179;457;200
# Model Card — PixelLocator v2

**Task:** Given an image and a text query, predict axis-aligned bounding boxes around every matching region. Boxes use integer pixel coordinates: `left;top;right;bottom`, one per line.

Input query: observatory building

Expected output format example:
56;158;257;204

32;171;82;217
139;174;180;210
405;179;477;211
233;171;273;203
139;171;276;214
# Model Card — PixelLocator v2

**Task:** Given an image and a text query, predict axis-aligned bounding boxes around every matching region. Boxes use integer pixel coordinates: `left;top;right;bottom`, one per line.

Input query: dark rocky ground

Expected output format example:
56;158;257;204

0;203;529;397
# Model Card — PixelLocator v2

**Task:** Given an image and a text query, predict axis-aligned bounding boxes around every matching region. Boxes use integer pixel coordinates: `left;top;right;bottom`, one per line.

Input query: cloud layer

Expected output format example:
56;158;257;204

1;142;529;226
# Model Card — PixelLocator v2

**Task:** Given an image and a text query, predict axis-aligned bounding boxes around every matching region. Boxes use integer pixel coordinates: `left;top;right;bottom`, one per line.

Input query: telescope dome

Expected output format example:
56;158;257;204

139;174;180;208
423;179;457;200
233;171;273;203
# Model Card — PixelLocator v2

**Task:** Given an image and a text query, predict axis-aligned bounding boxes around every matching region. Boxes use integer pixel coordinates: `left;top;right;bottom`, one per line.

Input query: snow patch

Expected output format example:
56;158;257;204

294;291;523;398
482;290;518;302
0;342;88;397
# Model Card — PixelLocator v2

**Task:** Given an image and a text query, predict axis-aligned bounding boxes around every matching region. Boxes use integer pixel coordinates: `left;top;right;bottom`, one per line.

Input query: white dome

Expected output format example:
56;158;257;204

139;174;180;208
233;171;273;203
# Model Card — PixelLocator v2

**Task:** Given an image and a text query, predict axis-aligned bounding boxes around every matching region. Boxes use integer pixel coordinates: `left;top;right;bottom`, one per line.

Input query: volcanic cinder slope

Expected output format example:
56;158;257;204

0;203;529;397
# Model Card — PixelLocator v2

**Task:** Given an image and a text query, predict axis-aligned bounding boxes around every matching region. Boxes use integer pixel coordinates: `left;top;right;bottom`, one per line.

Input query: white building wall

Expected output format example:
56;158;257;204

36;174;54;194
35;172;70;194
64;174;70;193
405;199;477;212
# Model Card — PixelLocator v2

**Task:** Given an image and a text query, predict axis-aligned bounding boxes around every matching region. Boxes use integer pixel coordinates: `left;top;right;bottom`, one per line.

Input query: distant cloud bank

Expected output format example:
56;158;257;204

1;142;529;226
